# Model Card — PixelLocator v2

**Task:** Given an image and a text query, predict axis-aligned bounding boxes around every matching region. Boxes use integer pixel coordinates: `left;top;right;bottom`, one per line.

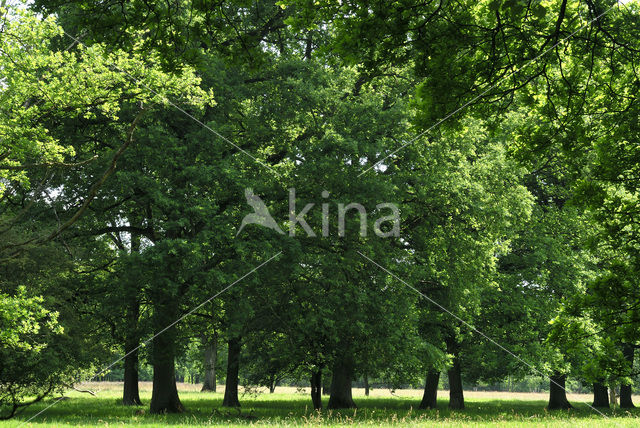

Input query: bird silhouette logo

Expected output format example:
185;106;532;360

237;188;284;236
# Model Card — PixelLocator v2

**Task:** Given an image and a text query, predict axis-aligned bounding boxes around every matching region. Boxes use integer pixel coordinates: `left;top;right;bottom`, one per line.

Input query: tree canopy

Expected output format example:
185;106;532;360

3;0;640;422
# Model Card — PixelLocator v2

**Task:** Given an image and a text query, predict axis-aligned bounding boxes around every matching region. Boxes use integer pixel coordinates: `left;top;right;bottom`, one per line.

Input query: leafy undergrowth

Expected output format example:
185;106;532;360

4;390;640;427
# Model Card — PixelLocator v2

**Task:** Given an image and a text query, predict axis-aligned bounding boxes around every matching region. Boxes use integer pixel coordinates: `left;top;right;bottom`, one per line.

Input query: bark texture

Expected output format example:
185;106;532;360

610;386;618;407
311;370;322;410
122;313;142;405
364;374;370;397
447;363;464;409
592;381;609;408
122;226;142;406
328;358;356;409
222;337;241;407
446;338;464;410
419;370;440;409
149;298;184;414
268;374;278;393
547;373;572;410
201;333;217;392
620;345;635;409
322;377;330;396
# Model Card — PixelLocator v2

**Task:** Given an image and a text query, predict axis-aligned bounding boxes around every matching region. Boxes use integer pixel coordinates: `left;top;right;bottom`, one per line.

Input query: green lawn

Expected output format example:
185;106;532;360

4;387;640;427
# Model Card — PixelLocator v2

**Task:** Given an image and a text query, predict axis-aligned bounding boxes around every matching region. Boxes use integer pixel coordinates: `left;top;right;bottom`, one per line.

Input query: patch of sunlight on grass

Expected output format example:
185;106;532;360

3;387;640;427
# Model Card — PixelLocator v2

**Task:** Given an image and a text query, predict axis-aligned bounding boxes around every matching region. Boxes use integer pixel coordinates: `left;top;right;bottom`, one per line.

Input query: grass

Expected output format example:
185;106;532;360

3;383;640;427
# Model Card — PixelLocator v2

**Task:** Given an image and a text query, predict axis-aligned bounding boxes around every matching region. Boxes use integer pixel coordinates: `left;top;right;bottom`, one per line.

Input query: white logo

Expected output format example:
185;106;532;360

237;188;400;238
236;188;285;236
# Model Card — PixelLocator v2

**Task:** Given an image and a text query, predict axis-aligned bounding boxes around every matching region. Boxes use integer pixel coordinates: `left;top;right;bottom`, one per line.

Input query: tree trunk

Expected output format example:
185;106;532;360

322;375;330;395
122;348;142;405
592;381;609;408
610;386;618;407
149;298;184;414
446;337;464;410
364;374;370;397
268;373;278;393
447;361;464;409
201;333;217;392
304;33;313;60
122;303;142;405
310;369;322;410
547;373;572;410
419;370;440;409
620;384;634;408
620;344;635;409
123;227;142;406
328;358;356;409
222;337;241;407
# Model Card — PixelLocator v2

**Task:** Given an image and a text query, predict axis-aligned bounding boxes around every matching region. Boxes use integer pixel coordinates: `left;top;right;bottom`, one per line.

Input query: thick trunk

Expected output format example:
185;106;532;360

222;337;241;407
446;337;464;410
122;298;142;406
620;384;634;408
149;298;183;414
592;381;609;408
364;374;370;397
419;370;440;409
310;369;322;410
201;333;217;392
620;344;635;408
447;362;464;409
547;373;572;410
328;358;356;409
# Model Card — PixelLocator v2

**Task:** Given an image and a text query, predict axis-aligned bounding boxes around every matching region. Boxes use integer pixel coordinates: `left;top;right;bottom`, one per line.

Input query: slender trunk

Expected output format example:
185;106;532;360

620;344;635;408
201;333;217;392
269;374;277;393
364;374;370;397
547;373;572;410
446;338;464;410
328;357;356;409
304;33;313;60
592;381;609;408
122;298;142;405
149;298;184;414
122;347;142;405
419;370;440;409
322;375;330;395
222;337;241;407
610;386;618;407
123;227;142;406
310;369;322;410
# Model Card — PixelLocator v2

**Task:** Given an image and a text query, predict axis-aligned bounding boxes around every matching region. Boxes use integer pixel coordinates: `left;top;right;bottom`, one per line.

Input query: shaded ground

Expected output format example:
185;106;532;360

3;382;640;427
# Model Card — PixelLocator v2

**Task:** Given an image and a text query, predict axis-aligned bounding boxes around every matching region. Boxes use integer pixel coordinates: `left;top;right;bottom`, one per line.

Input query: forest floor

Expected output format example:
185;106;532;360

3;382;640;427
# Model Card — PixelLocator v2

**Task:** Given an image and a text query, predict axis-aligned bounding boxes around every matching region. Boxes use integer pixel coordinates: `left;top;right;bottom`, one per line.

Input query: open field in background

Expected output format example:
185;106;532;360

58;381;640;403
3;382;640;427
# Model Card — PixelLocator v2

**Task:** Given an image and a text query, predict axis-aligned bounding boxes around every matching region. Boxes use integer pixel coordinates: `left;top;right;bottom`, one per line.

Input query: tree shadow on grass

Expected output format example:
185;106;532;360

11;394;640;426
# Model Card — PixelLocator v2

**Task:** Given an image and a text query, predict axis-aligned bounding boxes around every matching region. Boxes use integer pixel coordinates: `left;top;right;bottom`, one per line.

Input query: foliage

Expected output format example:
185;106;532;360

0;288;68;419
3;0;640;421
